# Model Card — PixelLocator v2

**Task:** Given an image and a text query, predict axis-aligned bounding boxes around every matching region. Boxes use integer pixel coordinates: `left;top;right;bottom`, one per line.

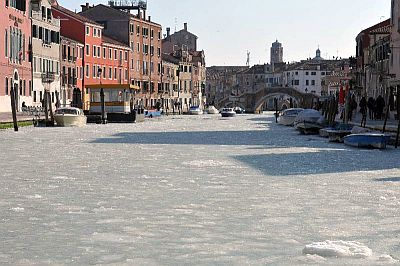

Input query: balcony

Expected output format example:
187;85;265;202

42;72;55;83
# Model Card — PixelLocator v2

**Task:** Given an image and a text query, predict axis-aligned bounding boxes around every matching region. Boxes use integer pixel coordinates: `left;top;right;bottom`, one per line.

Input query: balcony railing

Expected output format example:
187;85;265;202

42;72;55;83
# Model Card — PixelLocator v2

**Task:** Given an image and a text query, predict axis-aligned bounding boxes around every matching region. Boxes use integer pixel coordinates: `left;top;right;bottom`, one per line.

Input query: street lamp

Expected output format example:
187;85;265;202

98;68;107;124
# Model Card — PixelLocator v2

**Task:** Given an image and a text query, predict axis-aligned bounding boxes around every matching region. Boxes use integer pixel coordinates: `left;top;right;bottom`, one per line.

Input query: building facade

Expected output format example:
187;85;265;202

0;0;32;112
79;4;162;108
31;0;61;108
390;0;400;113
60;36;83;107
52;4;131;110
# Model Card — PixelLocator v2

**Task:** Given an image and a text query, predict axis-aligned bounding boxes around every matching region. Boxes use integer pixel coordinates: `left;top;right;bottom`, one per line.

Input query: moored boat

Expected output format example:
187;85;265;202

343;133;391;149
278;108;304;126
54;107;87;127
294;109;325;134
220;108;236;118
189;106;203;115
206;105;219;114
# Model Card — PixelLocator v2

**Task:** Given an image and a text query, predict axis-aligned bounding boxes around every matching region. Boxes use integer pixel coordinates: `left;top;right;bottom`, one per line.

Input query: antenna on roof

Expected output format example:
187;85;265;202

174;17;178;32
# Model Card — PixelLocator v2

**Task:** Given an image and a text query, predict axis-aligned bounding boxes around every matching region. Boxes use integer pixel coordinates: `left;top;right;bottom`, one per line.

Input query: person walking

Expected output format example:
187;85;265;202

367;97;375;120
349;96;357;121
359;96;367;116
376;95;385;120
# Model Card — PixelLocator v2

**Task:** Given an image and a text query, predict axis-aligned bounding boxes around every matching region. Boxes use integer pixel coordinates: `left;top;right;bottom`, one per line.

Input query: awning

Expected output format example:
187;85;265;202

85;83;140;90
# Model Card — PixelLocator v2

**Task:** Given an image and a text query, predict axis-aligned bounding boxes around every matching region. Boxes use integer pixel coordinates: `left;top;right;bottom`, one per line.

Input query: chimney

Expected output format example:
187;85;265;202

148;16;151;22
143;10;146;21
80;2;90;12
184;23;187;31
166;27;170;37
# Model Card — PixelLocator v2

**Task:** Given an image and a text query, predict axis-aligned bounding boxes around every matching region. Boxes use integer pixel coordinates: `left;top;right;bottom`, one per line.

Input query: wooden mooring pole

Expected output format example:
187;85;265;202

396;89;400;148
10;84;18;132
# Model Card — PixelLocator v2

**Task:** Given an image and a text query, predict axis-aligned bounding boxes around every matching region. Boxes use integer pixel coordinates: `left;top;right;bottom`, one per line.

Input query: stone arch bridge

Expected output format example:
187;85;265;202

218;87;318;113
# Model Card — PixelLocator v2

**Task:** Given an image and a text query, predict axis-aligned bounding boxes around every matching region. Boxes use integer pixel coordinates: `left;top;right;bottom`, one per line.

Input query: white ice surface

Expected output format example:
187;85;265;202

0;113;400;265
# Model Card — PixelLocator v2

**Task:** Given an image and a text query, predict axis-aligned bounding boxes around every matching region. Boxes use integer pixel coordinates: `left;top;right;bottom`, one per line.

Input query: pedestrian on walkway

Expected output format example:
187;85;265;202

359;96;367;116
349;95;357;121
376;95;385;120
367;97;375;120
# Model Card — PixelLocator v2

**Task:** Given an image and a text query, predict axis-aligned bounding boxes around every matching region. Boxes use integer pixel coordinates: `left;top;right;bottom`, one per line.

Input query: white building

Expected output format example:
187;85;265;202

30;0;61;107
282;49;350;96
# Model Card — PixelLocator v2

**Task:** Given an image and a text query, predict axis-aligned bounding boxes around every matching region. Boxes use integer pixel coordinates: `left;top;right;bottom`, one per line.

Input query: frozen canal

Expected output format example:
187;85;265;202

1;113;400;265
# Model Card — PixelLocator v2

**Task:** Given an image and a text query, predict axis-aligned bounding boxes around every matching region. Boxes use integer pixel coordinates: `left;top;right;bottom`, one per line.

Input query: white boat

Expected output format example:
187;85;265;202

294;109;325;134
277;108;304;126
54;107;87;127
189;106;203;115
221;108;236;118
206;105;219;114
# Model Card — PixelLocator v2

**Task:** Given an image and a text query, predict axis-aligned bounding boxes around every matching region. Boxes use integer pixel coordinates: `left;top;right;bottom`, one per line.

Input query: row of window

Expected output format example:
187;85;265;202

32;57;59;74
5;27;27;64
84;44;129;62
86;26;102;38
5;0;26;12
288;71;329;76
32;24;60;44
129;41;161;57
292;80;318;86
130;24;161;40
85;64;128;81
4;77;31;97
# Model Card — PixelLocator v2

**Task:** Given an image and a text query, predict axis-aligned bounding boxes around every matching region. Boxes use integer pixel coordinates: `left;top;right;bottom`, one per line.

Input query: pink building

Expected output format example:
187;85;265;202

0;0;32;112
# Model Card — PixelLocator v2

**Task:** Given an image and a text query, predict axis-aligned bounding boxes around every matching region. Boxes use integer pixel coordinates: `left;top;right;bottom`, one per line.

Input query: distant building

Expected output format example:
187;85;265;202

283;52;350;96
162;23;197;54
270;40;283;64
206;66;249;106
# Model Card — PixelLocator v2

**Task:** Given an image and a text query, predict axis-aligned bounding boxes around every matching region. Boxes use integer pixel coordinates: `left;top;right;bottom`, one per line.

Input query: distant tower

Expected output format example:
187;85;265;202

313;46;324;61
270;40;283;64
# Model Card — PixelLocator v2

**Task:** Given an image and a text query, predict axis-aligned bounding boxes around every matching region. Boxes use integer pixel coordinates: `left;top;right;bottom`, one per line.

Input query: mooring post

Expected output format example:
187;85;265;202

396;89;400;148
10;85;18;132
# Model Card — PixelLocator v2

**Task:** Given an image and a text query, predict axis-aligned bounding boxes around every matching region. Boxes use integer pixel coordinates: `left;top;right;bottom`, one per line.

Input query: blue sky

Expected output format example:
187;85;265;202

58;0;390;66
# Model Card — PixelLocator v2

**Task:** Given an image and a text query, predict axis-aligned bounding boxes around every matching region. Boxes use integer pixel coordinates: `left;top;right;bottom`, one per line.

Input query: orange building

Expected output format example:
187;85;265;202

52;4;131;110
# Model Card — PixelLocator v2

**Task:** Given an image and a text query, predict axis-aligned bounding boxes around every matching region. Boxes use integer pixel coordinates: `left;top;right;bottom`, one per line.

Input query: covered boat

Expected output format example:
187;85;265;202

206;105;219;114
54;107;87;127
278;108;304;126
343;134;392;149
294;109;325;134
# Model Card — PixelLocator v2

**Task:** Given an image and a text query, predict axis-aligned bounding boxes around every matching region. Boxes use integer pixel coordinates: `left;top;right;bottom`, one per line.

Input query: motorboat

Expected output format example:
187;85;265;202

294;109;325;135
189;106;203;115
277;108;304;126
220;108;236;118
344;133;392;149
206;105;219;114
54;107;87;127
234;107;245;114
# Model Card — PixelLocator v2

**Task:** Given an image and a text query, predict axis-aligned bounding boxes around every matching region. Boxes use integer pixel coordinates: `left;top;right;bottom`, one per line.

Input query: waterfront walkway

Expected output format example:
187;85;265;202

0;112;35;123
